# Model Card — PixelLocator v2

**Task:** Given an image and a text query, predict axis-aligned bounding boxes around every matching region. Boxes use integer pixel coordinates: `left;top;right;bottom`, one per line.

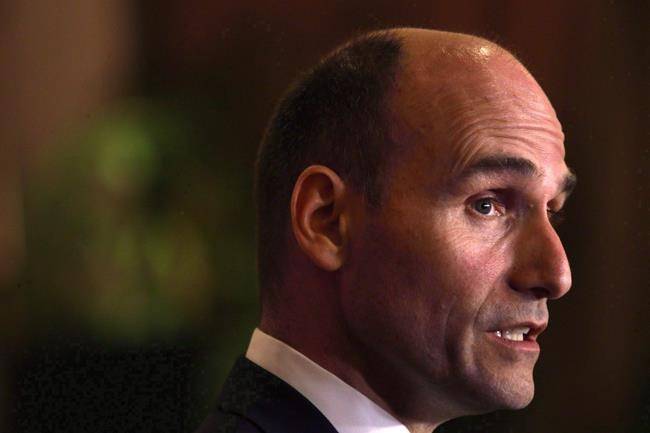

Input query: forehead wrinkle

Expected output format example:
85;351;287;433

436;74;563;130
443;94;564;138
391;47;510;142
448;117;564;149
441;100;564;176
489;132;564;153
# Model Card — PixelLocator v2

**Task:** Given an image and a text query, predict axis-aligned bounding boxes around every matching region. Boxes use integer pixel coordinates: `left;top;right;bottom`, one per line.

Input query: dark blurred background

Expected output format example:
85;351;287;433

0;1;648;432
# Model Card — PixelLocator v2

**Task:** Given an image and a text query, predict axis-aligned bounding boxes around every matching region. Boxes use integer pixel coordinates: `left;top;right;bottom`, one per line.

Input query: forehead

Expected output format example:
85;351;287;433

388;49;567;184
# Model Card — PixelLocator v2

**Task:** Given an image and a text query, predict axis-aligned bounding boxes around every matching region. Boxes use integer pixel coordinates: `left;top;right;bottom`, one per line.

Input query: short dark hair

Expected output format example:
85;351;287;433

255;30;403;292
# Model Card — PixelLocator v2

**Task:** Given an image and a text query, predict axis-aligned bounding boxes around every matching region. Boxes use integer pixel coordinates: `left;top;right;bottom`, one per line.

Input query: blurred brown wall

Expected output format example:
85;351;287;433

0;0;134;281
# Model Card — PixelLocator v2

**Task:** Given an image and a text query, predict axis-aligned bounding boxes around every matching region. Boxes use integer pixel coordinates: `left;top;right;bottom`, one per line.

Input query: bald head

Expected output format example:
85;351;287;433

384;28;563;184
391;27;538;93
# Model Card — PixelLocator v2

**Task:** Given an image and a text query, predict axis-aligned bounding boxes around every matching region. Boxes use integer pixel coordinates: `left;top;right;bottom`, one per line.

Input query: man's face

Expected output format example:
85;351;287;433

340;55;574;418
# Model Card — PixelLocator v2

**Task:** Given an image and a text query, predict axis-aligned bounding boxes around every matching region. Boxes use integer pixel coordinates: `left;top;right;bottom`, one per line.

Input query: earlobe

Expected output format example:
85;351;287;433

290;165;348;272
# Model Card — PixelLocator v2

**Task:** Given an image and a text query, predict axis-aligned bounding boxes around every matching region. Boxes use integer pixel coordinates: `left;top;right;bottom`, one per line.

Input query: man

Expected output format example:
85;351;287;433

195;27;575;433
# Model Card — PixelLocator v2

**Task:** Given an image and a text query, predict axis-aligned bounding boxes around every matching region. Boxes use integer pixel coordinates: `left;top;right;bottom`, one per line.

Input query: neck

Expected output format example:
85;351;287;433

259;310;447;432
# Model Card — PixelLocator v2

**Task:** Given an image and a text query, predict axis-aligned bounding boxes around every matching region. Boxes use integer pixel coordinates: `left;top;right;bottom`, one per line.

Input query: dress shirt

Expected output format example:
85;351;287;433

245;328;410;433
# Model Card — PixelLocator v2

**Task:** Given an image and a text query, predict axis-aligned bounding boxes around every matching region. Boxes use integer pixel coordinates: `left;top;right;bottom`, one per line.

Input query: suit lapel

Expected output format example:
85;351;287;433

217;356;339;433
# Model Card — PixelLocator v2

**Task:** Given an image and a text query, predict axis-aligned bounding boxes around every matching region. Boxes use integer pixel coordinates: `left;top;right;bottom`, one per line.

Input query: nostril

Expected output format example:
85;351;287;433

531;286;550;300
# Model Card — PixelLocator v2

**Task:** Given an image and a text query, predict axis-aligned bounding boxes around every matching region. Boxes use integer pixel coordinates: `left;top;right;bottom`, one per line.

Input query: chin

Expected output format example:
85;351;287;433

460;373;536;414
502;388;535;410
488;376;535;411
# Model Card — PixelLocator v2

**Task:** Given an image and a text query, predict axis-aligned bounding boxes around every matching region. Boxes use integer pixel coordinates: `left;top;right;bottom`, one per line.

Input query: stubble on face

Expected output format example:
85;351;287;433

339;29;571;427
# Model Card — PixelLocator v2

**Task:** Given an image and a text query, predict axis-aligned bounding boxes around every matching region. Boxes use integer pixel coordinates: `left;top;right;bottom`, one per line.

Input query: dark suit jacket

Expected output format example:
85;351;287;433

194;356;339;433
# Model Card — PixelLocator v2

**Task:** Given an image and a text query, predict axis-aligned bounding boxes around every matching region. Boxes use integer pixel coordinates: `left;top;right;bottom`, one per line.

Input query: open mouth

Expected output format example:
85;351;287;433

491;322;546;343
494;327;530;342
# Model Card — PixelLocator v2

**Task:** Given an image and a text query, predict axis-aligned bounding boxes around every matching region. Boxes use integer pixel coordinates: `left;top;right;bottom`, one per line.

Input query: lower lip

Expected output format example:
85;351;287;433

488;333;540;352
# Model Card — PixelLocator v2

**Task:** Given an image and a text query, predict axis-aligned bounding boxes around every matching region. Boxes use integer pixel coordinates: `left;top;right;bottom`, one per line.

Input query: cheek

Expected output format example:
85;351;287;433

415;216;511;344
436;221;514;363
341;209;512;373
439;214;511;293
341;220;451;367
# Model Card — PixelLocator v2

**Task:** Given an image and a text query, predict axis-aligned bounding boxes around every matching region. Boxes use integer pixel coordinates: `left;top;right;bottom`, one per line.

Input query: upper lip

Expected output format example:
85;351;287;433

490;321;548;341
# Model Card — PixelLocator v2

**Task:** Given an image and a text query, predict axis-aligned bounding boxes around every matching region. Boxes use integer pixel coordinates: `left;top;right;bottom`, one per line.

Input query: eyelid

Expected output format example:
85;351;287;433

478;191;507;207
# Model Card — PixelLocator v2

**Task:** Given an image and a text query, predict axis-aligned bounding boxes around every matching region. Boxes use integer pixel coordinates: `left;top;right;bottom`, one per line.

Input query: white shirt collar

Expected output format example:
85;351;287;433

245;328;410;433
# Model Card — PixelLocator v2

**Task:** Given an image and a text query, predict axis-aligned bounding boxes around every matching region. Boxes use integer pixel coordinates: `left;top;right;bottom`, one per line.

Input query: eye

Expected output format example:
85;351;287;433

472;197;502;216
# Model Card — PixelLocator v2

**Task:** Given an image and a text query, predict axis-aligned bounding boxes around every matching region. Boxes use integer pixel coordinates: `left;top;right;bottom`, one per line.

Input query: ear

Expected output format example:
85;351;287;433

290;165;349;272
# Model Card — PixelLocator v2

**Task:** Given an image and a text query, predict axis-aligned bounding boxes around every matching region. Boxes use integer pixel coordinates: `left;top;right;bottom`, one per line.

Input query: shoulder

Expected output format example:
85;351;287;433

192;356;338;433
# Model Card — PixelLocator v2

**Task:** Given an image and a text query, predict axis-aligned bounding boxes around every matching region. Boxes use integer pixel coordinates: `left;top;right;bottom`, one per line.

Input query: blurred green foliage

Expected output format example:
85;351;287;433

22;99;259;345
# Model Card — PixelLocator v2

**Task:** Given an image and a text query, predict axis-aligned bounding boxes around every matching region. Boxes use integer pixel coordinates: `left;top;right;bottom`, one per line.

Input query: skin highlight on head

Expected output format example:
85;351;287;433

259;28;573;433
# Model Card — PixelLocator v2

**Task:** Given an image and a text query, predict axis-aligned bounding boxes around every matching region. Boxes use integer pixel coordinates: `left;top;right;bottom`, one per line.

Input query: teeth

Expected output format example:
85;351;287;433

495;327;530;342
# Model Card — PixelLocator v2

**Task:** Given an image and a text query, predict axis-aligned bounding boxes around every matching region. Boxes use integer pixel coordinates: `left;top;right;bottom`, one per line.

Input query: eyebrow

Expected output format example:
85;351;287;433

454;155;577;196
461;156;539;178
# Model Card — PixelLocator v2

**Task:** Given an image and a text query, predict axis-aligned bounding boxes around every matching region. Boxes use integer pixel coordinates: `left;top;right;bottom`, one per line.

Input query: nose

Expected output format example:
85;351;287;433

508;215;572;300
